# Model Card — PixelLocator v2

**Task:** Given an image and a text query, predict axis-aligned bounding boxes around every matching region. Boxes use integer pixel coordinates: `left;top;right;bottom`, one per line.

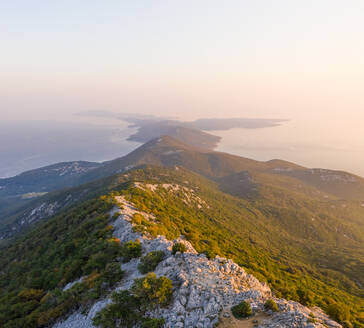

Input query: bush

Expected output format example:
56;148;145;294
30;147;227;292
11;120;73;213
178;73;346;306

138;251;165;274
326;303;350;323
131;273;173;308
100;263;124;285
342;320;353;328
141;318;165;328
17;289;45;302
172;243;187;255
132;213;144;225
201;249;216;260
264;299;279;312
93;274;171;328
93;290;141;328
231;301;252;318
296;288;313;306
121;240;142;262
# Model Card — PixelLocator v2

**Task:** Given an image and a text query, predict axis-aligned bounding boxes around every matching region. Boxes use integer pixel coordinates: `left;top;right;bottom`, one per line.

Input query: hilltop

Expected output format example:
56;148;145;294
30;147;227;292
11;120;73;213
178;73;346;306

54;194;341;328
2;136;364;240
0;165;362;327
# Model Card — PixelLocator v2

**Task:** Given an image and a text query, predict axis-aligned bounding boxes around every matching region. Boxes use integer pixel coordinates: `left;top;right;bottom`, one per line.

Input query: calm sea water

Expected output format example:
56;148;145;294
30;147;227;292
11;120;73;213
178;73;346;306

1;118;363;178
212;119;364;178
0;119;141;178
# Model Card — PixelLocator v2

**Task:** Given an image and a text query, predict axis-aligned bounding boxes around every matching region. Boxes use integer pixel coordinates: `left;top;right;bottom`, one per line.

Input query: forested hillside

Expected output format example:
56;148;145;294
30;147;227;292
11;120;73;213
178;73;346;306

0;166;363;327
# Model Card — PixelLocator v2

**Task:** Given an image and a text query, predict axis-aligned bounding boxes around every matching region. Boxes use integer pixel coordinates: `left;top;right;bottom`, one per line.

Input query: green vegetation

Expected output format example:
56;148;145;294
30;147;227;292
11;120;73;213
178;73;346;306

93;290;141;328
172;242;187;254
131;273;173;308
141;318;165;328
0;163;363;327
201;249;217;260
326;302;351;323
138;251;165;274
343;321;354;328
0;196;125;328
264;299;279;312
120;239;142;262
231;301;252;318
93;273;172;328
119;167;363;327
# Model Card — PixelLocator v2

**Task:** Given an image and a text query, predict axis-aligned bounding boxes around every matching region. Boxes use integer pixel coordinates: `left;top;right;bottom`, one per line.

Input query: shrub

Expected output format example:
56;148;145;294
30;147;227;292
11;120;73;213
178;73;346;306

264;299;279;312
121;240;142;262
17;289;45;302
132;213;144;225
141;318;165;328
92;290;141;328
326;303;350;323
202;249;217;260
100;263;124;285
231;301;252;318
131;273;173;308
84;252;110;273
133;225;146;233
342;320;353;328
93;274;171;328
296;288;313;306
138;251;165;274
172;243;187;255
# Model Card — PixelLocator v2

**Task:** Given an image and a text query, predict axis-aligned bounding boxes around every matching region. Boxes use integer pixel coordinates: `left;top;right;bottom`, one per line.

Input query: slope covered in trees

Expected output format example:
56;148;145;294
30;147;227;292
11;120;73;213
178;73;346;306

0;166;363;327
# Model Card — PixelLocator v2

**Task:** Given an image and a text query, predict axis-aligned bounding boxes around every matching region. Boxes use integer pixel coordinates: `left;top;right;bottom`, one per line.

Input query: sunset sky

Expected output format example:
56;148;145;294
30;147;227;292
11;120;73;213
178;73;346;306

1;1;363;119
1;1;364;175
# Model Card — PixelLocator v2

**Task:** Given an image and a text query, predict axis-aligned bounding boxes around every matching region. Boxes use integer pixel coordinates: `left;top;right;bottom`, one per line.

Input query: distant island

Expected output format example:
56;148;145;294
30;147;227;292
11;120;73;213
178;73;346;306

77;111;287;150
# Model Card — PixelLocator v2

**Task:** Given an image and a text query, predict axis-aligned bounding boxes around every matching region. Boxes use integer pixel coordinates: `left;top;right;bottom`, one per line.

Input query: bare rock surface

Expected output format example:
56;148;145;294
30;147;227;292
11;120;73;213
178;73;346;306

54;194;341;328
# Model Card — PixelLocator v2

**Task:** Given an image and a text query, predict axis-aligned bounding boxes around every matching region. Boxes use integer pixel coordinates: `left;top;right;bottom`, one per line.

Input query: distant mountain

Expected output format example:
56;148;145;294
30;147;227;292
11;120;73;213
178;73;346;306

2;136;364;236
127;122;221;150
77;111;287;151
3;136;364;202
81;136;364;201
0;161;102;197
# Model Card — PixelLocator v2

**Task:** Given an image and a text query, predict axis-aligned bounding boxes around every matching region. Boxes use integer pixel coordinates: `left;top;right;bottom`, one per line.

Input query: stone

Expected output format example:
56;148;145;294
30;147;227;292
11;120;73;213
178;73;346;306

53;195;342;328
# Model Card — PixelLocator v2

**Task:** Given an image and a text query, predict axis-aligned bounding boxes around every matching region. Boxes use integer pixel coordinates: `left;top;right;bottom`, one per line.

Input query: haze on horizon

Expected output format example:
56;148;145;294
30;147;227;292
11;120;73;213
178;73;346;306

1;1;364;176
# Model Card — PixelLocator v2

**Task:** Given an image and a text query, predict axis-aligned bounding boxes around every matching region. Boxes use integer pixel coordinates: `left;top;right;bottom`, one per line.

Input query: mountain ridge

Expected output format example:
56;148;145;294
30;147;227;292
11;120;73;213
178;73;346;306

53;194;343;328
2;135;364;200
0;166;362;327
1;136;364;241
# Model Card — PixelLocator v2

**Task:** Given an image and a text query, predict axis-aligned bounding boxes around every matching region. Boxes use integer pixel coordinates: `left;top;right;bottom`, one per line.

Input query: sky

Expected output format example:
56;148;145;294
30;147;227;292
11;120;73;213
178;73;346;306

1;1;364;174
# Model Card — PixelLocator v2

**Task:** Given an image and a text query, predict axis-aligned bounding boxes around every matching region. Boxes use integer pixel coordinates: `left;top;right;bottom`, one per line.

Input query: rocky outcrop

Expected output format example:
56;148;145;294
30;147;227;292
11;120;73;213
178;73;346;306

54;196;341;328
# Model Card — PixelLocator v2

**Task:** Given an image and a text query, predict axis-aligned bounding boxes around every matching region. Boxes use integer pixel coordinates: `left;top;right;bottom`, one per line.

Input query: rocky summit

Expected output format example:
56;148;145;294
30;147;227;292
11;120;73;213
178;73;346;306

54;194;341;328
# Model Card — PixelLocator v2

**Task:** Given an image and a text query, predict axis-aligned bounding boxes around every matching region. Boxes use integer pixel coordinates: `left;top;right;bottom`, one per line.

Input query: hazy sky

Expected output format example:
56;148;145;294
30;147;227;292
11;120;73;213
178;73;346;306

1;1;363;120
1;1;364;175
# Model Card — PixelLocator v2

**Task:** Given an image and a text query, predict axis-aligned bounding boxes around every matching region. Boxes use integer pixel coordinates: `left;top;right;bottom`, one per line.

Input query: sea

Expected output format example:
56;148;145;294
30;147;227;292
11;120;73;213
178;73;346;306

1;117;363;178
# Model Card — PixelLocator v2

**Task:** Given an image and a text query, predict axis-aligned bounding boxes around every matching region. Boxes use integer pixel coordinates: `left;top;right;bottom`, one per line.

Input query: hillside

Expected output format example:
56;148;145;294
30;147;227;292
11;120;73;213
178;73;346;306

3;136;364;203
0;166;362;327
127;122;221;150
2;136;364;241
0;161;102;197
